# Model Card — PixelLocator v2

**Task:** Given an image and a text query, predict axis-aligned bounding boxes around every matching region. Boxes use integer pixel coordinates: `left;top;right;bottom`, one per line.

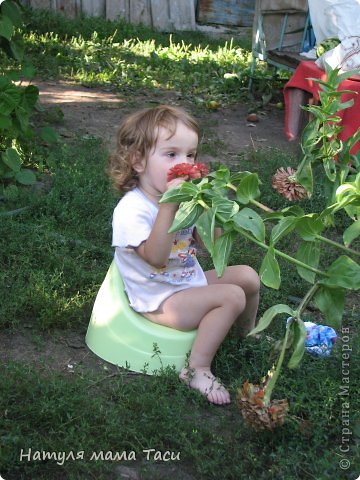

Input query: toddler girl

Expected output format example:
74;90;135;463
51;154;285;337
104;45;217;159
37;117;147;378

107;105;260;405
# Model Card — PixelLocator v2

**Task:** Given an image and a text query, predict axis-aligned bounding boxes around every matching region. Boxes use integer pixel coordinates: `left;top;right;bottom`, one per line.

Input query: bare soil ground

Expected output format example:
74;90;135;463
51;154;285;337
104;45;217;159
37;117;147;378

35;79;300;157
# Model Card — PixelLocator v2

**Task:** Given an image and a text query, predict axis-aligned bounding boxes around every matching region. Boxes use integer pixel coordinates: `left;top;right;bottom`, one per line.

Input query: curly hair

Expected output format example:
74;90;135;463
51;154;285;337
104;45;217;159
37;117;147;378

107;105;199;192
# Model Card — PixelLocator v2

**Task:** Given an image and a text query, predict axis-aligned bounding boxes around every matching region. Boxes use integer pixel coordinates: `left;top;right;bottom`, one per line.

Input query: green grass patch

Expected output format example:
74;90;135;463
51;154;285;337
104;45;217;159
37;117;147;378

15;7;279;107
1;135;359;479
1;341;359;479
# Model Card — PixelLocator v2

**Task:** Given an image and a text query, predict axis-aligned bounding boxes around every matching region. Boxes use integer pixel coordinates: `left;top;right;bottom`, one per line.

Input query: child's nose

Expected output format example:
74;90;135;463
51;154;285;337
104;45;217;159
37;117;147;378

183;156;194;164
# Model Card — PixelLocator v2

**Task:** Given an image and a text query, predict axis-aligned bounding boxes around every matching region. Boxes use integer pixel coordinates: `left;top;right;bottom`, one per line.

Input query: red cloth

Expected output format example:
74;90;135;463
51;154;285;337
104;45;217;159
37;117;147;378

284;60;360;153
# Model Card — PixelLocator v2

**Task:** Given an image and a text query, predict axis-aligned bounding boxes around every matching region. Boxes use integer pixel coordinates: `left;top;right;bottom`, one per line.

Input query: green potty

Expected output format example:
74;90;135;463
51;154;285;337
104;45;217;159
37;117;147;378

86;261;197;374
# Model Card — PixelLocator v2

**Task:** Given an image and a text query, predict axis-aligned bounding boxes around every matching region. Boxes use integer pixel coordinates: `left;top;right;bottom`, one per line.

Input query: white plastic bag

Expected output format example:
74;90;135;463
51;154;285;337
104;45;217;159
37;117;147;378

316;36;360;72
308;0;360;44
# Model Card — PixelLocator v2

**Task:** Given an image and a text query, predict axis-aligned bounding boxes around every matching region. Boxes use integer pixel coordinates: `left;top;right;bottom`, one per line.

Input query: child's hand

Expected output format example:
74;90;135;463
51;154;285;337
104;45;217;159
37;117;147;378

167;163;208;182
165;176;189;192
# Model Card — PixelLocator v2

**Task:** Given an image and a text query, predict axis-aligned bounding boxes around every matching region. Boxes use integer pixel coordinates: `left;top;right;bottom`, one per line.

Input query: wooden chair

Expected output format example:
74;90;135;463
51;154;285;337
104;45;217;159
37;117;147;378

249;0;314;89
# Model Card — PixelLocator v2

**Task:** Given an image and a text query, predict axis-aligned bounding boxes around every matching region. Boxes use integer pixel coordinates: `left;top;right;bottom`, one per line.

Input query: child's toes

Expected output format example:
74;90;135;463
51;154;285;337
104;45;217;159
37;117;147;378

180;367;231;405
208;385;231;405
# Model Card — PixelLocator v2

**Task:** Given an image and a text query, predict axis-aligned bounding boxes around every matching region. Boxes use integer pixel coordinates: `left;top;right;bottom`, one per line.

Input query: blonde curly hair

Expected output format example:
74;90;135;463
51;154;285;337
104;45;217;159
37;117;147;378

107;105;199;192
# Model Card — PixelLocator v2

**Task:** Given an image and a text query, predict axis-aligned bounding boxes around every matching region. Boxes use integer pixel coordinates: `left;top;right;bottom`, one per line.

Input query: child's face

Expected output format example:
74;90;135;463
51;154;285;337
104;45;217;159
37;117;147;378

135;121;198;200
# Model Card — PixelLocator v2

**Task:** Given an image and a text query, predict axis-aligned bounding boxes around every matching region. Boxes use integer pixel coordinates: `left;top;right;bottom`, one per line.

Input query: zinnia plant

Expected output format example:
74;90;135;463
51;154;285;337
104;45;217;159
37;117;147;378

161;66;359;430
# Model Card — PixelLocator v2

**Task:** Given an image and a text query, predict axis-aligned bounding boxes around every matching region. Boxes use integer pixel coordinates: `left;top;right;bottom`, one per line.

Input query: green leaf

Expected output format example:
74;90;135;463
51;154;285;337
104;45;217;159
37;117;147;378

296;160;313;195
336;179;360;208
322;255;360;290
40;126;59;144
287;319;307;369
0;113;11;129
343;220;360;247
209;164;230;182
15;168;36;185
213;232;235;277
270;216;298;245
249;304;294;336
236;173;260;204
301;119;320;151
195;208;216;255
0;77;21;115
1;1;22;28
337;99;355;112
263;206;304;221
296;215;324;241
339;129;360;166
337;69;360;83
232;207;265;242
160;181;198;204
168;200;203;233
259;247;281;289
9;32;24;61
229;170;252;185
313;285;345;329
15;106;29;132
21;62;36;81
2;148;20;172
208;165;230;195
212;197;238;220
323;154;337;182
295;240;320;284
22;84;39;110
0;14;14;40
282;205;305;217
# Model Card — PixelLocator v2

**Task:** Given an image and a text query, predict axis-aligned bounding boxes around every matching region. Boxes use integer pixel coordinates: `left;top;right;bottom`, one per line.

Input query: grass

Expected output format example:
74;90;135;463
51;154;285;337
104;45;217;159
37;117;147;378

1;136;359;479
1;8;359;480
16;7;283;108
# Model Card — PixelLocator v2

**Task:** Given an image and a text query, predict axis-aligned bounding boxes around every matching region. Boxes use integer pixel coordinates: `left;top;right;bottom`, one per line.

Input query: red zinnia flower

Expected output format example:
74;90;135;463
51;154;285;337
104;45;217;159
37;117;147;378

272;167;308;201
167;162;209;182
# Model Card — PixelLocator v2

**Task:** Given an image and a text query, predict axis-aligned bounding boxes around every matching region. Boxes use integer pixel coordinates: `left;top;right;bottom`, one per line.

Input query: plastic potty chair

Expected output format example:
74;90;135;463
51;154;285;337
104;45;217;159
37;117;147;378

86;261;197;374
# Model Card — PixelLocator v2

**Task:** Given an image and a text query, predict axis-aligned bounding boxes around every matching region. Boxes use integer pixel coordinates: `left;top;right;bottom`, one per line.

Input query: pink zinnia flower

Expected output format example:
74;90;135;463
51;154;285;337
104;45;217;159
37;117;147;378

167;162;209;182
272;167;307;201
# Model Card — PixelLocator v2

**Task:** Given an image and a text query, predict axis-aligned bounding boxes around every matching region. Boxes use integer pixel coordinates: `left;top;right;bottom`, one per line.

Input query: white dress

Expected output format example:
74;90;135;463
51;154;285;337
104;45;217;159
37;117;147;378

112;188;208;313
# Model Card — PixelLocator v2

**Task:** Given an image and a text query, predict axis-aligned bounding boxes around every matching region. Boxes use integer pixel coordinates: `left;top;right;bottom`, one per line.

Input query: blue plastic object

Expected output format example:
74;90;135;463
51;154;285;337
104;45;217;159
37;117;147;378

304;321;337;357
86;261;197;374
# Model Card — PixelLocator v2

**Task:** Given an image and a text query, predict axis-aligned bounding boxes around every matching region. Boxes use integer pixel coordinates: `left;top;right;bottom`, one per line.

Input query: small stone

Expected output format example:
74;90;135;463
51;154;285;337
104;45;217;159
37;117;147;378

247;113;259;123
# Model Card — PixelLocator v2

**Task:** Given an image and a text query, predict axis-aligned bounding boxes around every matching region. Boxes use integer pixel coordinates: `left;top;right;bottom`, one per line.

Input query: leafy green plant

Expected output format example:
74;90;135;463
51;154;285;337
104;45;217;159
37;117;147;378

161;66;359;429
0;0;51;192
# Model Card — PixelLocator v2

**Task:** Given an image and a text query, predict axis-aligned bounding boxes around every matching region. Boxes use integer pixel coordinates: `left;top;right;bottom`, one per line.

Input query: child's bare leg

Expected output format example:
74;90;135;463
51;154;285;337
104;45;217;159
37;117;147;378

205;265;260;337
143;284;246;405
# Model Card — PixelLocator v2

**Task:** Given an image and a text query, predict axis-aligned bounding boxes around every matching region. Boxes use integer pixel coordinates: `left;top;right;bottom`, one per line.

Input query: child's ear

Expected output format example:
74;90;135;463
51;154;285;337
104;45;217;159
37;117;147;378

131;152;146;173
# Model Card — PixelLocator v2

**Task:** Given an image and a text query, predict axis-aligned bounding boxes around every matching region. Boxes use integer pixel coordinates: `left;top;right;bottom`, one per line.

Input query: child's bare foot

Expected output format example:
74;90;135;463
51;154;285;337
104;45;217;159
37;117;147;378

179;367;231;405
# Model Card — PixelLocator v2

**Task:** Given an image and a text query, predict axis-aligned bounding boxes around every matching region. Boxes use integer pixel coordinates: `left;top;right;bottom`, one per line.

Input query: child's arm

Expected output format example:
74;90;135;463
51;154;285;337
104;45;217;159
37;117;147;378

136;202;178;268
135;178;186;268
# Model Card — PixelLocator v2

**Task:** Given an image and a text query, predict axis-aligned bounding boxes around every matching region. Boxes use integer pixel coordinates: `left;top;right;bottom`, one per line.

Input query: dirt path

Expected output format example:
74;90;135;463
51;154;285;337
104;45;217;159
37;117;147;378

35;79;300;158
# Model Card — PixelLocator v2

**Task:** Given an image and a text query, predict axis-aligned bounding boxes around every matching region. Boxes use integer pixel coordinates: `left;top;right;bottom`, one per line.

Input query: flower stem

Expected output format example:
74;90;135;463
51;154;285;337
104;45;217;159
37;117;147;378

315;234;360;257
294;282;320;317
196;199;328;277
263;321;292;405
226;183;274;213
236;226;328;277
251;199;274;213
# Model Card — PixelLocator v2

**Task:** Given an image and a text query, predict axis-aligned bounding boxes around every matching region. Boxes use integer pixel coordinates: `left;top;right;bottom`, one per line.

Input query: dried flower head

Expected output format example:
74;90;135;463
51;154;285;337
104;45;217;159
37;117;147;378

272;167;307;201
167;162;209;182
237;380;289;431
